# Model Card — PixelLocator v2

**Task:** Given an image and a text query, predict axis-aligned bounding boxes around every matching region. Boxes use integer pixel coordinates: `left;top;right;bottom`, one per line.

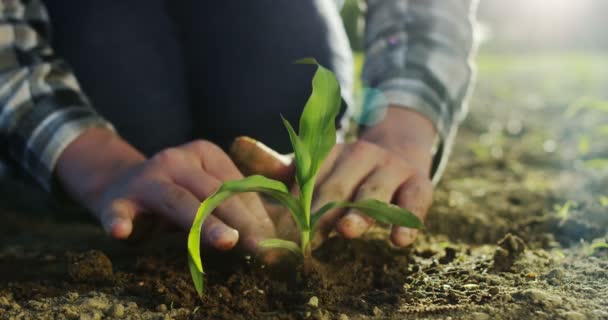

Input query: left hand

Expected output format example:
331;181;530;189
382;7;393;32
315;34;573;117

232;106;437;248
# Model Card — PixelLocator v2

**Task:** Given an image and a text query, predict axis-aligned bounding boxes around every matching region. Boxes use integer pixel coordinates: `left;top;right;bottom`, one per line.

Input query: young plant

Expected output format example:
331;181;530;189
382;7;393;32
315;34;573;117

187;59;423;298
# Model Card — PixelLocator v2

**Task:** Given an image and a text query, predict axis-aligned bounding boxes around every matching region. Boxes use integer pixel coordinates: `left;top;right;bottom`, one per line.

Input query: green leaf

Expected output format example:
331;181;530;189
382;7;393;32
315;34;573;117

188;175;303;298
259;238;303;257
311;199;423;232
188;254;204;297
282;115;311;186
295;59;342;182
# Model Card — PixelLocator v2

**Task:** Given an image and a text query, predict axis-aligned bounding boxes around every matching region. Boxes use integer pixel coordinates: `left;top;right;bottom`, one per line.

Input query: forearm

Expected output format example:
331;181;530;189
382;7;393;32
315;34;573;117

56;128;145;211
361;0;478;181
0;0;118;190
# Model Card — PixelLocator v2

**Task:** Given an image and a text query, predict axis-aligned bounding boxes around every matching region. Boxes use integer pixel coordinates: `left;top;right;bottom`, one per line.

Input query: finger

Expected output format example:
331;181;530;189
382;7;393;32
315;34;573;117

314;143;344;184
100;198;138;240
200;215;240;251
391;174;433;247
181;140;273;224
312;142;383;245
174;169;276;253
230;136;294;184
336;161;412;239
136;180;239;250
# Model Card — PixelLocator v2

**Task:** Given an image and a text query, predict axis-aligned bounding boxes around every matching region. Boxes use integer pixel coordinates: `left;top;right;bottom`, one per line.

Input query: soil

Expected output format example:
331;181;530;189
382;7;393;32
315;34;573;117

1;55;608;320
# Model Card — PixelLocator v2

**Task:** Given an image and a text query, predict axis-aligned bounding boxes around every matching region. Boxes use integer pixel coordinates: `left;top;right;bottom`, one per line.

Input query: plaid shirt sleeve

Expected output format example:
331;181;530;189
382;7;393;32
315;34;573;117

360;0;477;183
0;0;114;190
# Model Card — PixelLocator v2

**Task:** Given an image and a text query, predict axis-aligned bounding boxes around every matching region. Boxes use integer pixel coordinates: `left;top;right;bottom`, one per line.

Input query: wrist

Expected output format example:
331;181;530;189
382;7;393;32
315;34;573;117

360;106;438;176
56;128;145;210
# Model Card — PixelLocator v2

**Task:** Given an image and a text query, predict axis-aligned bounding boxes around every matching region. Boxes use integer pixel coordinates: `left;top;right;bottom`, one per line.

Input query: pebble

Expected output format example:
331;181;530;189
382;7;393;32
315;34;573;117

471;312;490;320
463;283;479;290
108;304;125;317
307;296;319;308
338;314;349;320
156;304;168;312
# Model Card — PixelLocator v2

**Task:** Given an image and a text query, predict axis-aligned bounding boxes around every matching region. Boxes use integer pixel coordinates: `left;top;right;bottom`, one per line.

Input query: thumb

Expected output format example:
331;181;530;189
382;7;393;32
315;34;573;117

230;136;294;184
100;199;137;240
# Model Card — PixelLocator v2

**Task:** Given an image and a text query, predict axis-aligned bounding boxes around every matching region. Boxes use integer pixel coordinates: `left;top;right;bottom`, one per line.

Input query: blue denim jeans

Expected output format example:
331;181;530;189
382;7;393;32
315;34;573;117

42;0;353;156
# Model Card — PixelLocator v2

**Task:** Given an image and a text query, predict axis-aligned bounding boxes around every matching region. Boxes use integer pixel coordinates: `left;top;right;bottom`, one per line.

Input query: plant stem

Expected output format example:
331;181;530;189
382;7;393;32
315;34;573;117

300;179;316;252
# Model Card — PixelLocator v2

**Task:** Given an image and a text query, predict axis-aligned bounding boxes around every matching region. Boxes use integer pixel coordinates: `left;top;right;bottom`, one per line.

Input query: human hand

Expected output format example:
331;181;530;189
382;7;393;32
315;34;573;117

56;129;279;257
232;107;436;248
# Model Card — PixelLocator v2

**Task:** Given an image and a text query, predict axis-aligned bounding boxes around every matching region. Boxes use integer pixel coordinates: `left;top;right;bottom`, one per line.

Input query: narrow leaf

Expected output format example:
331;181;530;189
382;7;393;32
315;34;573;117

296;59;342;181
188;175;304;298
188;254;204;297
259;238;303;257
282;115;311;186
311;199;423;232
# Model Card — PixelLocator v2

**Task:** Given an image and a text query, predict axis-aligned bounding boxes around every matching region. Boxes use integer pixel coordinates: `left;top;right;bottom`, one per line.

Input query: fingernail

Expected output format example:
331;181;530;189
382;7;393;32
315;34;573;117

393;227;418;247
210;227;239;250
110;217;132;239
339;213;369;238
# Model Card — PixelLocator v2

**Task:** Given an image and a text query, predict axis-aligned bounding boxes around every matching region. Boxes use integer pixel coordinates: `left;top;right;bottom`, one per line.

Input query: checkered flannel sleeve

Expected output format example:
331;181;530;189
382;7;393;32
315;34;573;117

361;0;477;182
0;0;114;190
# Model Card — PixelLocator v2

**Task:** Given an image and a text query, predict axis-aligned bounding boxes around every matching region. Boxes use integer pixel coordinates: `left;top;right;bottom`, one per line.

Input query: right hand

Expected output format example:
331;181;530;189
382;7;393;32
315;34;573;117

56;129;281;258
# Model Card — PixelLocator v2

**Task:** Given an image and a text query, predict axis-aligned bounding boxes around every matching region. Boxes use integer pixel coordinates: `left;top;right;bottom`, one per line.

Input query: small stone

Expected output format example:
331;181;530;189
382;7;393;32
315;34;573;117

338;314;349;320
488;287;500;296
372;306;383;316
471;312;490;320
307;296;319;308
463;283;479;290
156;304;168;312
526;272;537;280
108;304;125;317
562;311;586;320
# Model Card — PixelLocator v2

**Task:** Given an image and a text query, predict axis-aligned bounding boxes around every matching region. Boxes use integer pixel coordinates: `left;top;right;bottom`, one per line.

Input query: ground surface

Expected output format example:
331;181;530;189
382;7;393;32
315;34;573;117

1;54;607;320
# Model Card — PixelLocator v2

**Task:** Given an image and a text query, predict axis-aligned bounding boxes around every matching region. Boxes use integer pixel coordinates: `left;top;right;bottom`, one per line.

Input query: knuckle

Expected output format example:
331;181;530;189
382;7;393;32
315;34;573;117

386;155;412;176
320;181;349;200
351;140;375;154
191;139;221;155
357;183;382;198
152;148;184;166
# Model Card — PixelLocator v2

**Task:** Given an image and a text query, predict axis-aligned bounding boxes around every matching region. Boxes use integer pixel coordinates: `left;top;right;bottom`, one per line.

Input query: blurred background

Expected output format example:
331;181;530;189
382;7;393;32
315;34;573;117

341;0;608;246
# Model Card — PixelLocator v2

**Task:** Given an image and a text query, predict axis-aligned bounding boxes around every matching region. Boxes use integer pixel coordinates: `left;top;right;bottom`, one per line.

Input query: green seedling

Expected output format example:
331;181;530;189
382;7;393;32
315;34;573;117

186;59;423;298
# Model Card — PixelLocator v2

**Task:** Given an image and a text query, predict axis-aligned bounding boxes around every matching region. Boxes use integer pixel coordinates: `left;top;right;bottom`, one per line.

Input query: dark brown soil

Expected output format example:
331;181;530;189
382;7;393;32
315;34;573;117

1;55;608;319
